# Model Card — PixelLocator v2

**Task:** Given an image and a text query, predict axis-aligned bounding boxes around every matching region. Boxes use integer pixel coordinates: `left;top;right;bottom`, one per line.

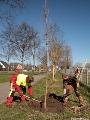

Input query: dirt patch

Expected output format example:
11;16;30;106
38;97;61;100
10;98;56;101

27;93;71;113
13;93;87;113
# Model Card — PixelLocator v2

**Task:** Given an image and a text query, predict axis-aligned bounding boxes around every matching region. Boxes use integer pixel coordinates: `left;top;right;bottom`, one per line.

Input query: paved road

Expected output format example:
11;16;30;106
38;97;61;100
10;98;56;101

0;73;46;104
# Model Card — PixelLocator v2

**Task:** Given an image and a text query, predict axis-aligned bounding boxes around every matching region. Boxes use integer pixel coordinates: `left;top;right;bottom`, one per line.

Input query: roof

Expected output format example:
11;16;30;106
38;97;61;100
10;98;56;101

0;61;8;68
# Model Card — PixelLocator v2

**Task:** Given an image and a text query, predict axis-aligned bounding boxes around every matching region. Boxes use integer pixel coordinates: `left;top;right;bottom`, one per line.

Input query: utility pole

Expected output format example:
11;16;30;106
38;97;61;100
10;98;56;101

43;0;49;109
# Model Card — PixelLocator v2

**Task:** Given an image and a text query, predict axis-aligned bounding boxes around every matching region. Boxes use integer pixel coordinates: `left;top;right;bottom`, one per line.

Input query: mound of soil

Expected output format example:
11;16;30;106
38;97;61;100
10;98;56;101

27;93;71;113
13;93;86;113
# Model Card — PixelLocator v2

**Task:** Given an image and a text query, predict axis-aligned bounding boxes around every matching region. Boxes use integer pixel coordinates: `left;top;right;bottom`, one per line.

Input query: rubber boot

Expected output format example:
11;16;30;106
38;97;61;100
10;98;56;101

20;94;26;102
6;97;13;106
63;97;68;106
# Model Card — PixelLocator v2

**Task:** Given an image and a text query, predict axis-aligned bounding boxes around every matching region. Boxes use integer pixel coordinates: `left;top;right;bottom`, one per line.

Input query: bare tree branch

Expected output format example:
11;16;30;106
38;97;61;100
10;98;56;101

0;0;28;9
0;21;39;72
0;0;28;24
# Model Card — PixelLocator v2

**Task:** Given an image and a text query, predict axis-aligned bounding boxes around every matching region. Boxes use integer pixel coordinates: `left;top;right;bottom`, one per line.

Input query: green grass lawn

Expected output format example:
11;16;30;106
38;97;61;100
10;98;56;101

0;72;90;120
0;71;45;83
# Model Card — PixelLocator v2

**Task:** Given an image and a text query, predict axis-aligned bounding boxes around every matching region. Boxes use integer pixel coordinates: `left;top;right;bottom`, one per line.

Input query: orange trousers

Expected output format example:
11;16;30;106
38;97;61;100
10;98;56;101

64;83;83;103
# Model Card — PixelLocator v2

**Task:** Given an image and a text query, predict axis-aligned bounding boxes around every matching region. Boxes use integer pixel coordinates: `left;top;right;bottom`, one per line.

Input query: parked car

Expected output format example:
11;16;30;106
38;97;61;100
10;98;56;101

23;69;27;72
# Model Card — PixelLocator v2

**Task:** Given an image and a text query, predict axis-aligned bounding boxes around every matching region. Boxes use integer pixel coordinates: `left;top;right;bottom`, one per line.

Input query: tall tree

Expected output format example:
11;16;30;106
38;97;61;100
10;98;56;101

31;28;41;73
37;46;46;64
60;44;73;69
0;0;28;69
48;23;65;71
1;21;39;73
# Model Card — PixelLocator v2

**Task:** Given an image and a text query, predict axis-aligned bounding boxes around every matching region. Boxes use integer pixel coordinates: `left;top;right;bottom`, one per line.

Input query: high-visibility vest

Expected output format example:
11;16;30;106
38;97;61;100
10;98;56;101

16;74;30;86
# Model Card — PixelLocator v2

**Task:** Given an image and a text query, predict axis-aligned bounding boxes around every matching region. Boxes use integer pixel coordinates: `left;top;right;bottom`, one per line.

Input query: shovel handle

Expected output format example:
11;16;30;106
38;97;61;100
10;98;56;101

26;95;42;103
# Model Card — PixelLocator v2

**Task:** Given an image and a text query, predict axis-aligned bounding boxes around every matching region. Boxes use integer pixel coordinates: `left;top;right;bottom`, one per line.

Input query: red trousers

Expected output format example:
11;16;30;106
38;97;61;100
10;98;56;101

6;83;33;106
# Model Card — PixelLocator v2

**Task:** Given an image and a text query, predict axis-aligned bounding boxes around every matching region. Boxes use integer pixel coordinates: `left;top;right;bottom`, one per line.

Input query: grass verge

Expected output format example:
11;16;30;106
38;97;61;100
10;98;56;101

0;71;45;83
0;72;90;120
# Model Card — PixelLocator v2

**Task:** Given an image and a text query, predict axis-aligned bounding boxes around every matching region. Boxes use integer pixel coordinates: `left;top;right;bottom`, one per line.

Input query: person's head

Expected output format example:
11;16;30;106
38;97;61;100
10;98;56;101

26;76;34;83
62;74;68;80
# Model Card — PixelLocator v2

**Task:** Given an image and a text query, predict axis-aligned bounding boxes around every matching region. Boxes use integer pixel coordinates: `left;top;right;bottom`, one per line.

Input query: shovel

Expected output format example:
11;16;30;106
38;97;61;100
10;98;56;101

26;96;43;108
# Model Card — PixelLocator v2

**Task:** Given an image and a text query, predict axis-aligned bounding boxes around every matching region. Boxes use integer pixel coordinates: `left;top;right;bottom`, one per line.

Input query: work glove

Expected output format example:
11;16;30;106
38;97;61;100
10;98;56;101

63;94;67;99
20;94;26;101
76;87;79;91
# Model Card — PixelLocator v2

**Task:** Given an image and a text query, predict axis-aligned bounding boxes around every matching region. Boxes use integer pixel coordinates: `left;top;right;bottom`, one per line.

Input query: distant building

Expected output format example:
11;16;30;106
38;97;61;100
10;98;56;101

9;63;33;71
0;61;8;71
9;63;22;71
0;61;33;71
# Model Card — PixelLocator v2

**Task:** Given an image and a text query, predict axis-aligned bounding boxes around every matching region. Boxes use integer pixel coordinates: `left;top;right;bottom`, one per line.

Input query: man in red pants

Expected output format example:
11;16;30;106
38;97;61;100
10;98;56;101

6;74;34;106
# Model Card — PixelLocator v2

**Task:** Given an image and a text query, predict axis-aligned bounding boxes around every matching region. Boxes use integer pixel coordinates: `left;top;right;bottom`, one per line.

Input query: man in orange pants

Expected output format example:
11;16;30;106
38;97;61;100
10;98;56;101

62;73;84;106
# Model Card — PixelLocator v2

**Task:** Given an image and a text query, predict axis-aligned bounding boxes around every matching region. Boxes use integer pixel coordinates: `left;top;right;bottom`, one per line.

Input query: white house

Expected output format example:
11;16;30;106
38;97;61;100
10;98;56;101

0;61;5;68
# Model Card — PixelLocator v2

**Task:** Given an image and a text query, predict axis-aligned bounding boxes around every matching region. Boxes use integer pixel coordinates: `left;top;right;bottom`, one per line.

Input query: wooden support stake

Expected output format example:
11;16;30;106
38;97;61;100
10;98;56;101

53;65;55;81
77;59;87;81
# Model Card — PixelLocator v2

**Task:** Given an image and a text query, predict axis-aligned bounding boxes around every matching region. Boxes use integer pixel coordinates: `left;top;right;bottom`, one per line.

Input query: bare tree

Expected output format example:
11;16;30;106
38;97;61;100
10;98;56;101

43;0;49;109
0;0;28;67
75;62;82;68
60;44;73;69
0;0;27;8
0;21;39;73
31;28;41;73
49;40;63;66
37;46;46;65
48;23;65;74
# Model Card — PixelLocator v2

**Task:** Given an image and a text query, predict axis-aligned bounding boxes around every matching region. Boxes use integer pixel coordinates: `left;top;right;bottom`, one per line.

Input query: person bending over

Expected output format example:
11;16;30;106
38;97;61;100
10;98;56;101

6;73;34;106
62;74;84;106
